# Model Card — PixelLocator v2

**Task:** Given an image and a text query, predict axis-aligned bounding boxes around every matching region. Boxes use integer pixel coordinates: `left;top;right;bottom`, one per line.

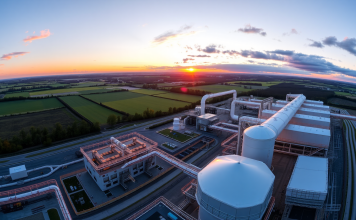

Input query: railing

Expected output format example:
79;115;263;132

0;179;71;220
181;179;197;200
80;132;158;171
125;196;196;220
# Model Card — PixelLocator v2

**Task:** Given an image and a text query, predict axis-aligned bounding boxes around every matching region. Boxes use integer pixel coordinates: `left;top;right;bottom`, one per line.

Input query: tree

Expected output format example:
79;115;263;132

107;114;117;126
117;115;121;123
93;122;101;132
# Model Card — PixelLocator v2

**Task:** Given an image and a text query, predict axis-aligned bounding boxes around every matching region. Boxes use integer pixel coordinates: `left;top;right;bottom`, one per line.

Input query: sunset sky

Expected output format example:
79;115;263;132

0;0;356;82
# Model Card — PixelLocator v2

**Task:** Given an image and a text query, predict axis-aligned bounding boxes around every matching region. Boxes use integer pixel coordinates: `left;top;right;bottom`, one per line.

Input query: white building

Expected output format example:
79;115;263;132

80;132;158;191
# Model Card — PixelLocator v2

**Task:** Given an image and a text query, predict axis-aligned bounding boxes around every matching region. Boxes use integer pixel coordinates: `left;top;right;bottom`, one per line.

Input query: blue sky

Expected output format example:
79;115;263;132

0;0;355;82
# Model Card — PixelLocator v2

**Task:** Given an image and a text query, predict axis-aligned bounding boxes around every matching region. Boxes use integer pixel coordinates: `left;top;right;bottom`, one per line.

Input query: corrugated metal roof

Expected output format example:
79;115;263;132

198;155;275;208
263;110;330;122
288;156;328;193
285;124;330;136
9;165;26;173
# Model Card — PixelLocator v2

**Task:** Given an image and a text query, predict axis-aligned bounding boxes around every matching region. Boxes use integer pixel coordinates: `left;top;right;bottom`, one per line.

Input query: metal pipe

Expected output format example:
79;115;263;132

262;95;306;136
237;116;266;154
121;151;201;178
230;100;261;120
221;123;239;128
0;185;71;220
201;90;237;115
330;113;356;121
209;125;238;133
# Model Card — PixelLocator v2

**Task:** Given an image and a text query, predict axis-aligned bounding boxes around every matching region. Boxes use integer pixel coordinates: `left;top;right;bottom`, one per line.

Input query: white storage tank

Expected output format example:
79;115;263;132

242;125;276;168
9;165;28;180
196;155;275;220
173;118;180;131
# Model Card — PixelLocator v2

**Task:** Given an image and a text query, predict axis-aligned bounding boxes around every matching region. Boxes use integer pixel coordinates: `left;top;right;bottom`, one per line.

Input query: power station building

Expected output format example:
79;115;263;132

80;132;158;191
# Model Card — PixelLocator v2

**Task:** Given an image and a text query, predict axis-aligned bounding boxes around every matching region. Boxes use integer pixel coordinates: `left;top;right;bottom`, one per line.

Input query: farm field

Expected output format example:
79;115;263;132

30;86;106;96
5;92;29;98
328;98;356;107
0;98;64;116
153;92;201;103
78;89;122;95
130;89;167;95
84;91;145;103
335;91;353;97
60;96;122;124
104;96;189;114
228;81;282;87
71;81;106;87
187;85;255;93
0;108;80;139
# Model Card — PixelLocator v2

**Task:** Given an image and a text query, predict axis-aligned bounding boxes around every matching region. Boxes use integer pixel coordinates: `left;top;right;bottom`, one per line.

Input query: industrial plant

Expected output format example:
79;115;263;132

0;90;354;220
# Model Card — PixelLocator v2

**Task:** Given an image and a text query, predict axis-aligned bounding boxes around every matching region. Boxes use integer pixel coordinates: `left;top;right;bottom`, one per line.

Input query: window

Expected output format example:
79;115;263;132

113;180;118;185
110;174;117;179
94;176;97;182
140;168;143;172
152;162;155;166
134;171;138;175
106;183;111;188
103;177;109;183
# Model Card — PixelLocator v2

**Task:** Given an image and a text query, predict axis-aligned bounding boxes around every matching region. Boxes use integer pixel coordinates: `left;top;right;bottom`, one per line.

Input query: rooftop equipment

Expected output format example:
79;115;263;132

271;104;330;118
242;94;306;168
9;165;28;180
286;155;328;208
196;155;275;220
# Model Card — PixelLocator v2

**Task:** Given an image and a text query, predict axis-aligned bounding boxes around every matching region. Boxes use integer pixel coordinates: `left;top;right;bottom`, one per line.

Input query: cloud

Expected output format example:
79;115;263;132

322;36;356;56
336;38;356;56
153;25;195;45
283;28;299;36
1;52;30;60
267;50;294;56
237;24;266;36
197;45;221;53
187;55;211;58
0;64;4;67
308;39;324;48
23;29;51;43
183;58;194;63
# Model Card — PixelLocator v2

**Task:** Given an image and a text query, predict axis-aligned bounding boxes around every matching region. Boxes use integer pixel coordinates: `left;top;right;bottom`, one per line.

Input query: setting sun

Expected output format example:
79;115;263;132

187;68;195;72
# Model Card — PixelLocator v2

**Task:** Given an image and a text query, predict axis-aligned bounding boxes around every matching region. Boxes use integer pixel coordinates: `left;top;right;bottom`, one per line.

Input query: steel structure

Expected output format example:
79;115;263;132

0;179;71;220
200;90;237;115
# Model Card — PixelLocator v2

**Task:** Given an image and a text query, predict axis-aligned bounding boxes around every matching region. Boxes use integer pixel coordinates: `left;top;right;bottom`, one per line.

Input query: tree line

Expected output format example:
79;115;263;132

0;120;100;154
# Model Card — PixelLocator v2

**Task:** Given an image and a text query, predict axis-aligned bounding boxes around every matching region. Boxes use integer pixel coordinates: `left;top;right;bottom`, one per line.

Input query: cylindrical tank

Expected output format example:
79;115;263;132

196;155;275;220
242;125;275;167
173;118;180;131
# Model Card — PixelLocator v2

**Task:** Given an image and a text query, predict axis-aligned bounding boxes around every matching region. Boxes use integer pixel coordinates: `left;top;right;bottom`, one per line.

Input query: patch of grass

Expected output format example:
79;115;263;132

47;208;60;220
336;91;353;97
104;96;189;115
162;143;175;150
0;108;80;139
5;92;29;98
70;190;94;212
0;98;63;116
130;89;167;95
60;96;122;124
158;129;199;142
153;92;201;103
63;176;83;193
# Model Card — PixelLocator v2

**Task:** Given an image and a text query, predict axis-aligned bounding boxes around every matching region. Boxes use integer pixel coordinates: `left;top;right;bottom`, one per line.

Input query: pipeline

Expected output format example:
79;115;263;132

121;150;201;178
230;100;262;120
0;185;71;220
201;90;237;115
330;113;356;121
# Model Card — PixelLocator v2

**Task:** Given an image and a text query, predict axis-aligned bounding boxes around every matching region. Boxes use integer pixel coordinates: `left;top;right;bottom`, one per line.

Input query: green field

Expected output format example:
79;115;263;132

83;91;145;103
228;81;282;87
130;89;167;95
187;85;255;93
158;129;199;142
60;96;122;124
78;89;121;95
153;92;201;103
0;108;79;139
0;98;64;116
30;87;105;96
5;92;29;98
72;81;106;87
335;91;353;96
104;96;189;114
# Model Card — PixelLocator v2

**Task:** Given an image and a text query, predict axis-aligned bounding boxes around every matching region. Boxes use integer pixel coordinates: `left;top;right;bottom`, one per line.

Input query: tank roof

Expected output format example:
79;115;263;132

244;125;275;140
198;155;275;208
288;155;328;193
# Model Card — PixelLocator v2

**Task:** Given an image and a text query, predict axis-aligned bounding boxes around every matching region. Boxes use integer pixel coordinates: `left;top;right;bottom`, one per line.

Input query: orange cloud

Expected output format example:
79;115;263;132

1;52;30;60
23;29;51;43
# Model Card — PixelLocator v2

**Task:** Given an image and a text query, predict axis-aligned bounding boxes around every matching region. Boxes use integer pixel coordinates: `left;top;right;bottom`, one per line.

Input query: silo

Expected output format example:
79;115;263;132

196;155;275;220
